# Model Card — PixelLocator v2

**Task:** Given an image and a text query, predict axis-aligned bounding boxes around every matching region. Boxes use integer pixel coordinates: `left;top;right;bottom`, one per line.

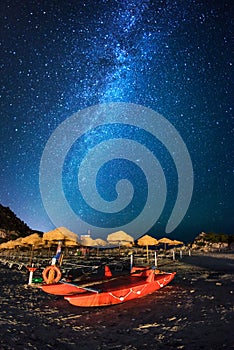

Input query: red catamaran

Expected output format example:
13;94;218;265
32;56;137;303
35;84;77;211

40;266;176;307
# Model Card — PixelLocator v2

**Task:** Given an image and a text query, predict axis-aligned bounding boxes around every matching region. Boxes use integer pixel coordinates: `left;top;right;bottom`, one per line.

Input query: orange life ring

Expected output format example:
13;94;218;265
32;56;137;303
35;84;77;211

42;265;62;284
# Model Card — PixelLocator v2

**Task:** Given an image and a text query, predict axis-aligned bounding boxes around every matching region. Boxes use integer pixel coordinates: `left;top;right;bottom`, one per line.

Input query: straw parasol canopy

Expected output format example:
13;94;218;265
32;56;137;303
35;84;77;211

80;237;109;256
138;234;158;246
21;233;43;248
158;237;174;250
0;237;21;250
18;233;44;265
80;237;97;247
169;239;184;246
137;235;159;263
92;238;109;256
107;231;134;246
6;241;16;249
43;227;79;245
0;242;7;249
94;238;108;247
13;237;24;246
0;240;20;250
80;237;108;247
64;240;79;247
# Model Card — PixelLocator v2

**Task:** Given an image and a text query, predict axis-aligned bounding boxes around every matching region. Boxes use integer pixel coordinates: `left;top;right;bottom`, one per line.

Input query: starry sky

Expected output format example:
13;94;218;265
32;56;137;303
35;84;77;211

0;0;233;243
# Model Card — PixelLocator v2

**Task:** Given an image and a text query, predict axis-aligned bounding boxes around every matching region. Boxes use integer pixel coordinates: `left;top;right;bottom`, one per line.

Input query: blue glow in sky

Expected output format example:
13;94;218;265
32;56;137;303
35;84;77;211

0;0;233;242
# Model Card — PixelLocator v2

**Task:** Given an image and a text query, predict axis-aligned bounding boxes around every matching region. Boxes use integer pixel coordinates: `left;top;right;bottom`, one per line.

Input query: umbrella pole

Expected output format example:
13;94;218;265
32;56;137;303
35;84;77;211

154;251;158;267
59;253;64;266
130;254;133;271
29;245;34;266
172;249;175;261
146;245;149;264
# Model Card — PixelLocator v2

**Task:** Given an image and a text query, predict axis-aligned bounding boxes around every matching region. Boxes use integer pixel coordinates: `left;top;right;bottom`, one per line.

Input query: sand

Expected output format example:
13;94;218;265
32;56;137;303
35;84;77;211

0;253;233;350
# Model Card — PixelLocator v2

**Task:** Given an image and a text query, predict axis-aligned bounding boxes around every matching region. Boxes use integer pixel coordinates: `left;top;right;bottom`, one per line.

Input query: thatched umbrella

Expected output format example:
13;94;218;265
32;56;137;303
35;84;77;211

107;231;134;255
107;231;134;246
43;227;79;255
80;237;95;247
169;239;184;259
64;240;79;247
20;233;44;265
92;238;109;256
94;238;108;247
137;235;159;263
80;237;108;256
80;236;97;247
158;237;174;250
0;240;18;250
170;239;184;246
43;229;66;242
0;240;23;260
12;237;24;246
77;236;95;256
12;237;25;256
81;238;108;247
59;239;79;258
0;242;5;249
21;233;43;247
0;238;23;251
43;227;78;243
43;228;79;261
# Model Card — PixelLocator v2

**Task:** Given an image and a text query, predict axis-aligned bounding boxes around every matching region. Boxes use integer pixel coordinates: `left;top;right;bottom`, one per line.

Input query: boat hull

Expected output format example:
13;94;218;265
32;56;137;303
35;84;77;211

39;282;86;295
64;271;176;307
40;265;114;295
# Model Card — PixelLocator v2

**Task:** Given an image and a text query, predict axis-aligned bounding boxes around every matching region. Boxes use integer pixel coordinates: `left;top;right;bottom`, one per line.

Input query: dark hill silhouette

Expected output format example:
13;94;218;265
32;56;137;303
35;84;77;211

0;204;42;243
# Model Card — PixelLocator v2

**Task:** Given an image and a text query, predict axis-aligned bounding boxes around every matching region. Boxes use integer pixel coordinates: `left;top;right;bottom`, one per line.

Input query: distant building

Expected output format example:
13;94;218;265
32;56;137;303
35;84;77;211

80;230;91;241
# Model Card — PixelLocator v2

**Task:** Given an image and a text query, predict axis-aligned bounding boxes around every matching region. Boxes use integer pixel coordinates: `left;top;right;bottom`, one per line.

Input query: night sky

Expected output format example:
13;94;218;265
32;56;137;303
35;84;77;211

0;0;233;243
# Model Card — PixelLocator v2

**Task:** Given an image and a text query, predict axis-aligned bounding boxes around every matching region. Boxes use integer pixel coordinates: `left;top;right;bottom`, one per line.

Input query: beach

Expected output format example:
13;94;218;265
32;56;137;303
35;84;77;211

0;253;233;350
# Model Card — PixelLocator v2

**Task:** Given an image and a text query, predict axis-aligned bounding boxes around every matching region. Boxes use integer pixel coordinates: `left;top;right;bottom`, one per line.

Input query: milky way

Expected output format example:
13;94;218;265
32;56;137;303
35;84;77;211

0;0;233;241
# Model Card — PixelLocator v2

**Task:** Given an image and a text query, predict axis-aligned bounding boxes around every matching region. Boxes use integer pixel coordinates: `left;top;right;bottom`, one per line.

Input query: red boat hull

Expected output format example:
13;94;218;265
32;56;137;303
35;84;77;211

40;265;113;295
64;270;176;307
40;282;87;295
